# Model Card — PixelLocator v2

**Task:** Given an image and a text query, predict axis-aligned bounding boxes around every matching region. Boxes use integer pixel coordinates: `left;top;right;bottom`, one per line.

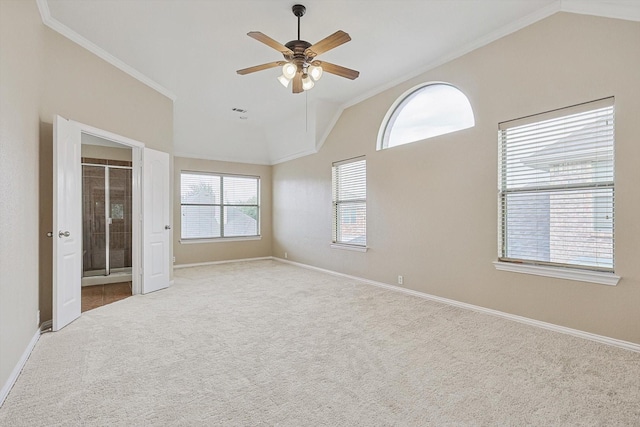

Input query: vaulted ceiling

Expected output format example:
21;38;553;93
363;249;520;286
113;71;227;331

40;0;640;165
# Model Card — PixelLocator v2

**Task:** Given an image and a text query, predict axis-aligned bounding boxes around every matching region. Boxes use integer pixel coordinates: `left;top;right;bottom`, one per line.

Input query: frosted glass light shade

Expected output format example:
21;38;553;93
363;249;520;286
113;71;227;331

308;65;323;81
282;62;297;79
277;75;291;88
301;74;314;90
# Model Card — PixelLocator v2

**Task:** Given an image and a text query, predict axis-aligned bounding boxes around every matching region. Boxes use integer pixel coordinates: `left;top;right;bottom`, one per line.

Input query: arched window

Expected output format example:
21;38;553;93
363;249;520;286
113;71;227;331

377;82;474;150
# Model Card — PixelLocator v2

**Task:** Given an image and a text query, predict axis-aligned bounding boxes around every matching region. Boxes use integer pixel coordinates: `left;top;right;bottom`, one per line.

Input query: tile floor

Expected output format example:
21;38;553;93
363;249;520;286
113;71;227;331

81;282;132;312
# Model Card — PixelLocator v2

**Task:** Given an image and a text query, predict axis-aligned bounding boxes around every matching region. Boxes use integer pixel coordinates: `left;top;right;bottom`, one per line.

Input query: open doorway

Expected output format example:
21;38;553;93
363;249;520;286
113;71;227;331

81;134;133;312
52;116;170;331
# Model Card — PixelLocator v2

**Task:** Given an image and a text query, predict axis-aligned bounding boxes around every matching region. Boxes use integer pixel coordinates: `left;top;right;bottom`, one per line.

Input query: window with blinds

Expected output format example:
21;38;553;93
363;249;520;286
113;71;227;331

498;98;614;271
180;172;260;240
332;157;366;247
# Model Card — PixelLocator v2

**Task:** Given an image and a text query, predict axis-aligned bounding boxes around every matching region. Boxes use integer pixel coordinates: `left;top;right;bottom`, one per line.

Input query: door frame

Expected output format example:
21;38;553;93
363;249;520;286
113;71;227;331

74;121;144;295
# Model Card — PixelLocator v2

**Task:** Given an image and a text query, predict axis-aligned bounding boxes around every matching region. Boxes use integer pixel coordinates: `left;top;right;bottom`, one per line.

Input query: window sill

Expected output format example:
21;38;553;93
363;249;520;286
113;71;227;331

180;236;261;244
330;243;368;252
493;261;620;286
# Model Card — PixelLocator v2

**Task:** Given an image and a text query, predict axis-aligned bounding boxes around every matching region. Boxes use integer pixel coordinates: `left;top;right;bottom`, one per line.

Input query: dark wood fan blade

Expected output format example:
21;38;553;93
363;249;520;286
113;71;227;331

247;32;293;56
311;61;359;80
305;30;351;58
236;61;286;75
292;71;303;93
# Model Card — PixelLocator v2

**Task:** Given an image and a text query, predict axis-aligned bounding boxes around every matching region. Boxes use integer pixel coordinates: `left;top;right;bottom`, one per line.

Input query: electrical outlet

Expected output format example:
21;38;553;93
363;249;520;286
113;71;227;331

284;252;288;259
173;256;176;263
398;275;403;285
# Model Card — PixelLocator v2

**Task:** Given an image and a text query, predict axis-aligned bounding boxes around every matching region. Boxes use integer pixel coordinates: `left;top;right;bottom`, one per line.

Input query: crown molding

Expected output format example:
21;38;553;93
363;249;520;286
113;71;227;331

173;151;272;166
35;0;639;166
561;0;640;22
342;0;640;112
342;2;562;111
269;147;318;165
36;0;176;101
314;105;344;154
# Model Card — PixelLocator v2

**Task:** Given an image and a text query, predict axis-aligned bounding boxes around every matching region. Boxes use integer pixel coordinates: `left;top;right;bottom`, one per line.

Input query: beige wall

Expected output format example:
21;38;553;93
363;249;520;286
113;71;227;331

0;0;43;392
173;157;272;265
273;13;640;344
40;30;173;154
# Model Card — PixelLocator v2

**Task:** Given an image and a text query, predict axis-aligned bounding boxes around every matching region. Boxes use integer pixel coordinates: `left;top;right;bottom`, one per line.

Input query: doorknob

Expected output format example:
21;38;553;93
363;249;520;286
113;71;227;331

47;231;53;238
165;225;171;230
58;230;70;238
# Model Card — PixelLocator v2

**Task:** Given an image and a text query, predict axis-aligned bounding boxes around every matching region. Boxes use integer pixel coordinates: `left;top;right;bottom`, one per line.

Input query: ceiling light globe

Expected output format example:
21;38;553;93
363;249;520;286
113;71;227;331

282;62;297;79
277;74;291;88
302;74;315;91
308;65;323;81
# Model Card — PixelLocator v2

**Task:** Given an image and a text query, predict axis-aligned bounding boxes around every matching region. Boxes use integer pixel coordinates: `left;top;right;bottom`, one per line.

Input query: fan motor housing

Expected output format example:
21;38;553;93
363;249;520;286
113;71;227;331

285;40;312;64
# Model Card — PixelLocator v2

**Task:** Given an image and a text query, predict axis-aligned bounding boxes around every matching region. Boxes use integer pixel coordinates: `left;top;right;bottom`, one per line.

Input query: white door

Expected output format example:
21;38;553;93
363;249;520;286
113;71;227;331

142;148;171;293
52;116;82;331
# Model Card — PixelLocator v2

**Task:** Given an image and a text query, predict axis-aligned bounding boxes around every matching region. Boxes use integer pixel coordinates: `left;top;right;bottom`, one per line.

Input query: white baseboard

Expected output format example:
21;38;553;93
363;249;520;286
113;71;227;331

0;328;40;407
174;256;273;269
273;257;640;353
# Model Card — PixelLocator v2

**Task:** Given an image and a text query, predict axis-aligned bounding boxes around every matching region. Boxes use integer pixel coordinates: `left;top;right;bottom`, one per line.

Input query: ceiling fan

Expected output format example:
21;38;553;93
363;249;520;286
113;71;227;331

236;4;359;93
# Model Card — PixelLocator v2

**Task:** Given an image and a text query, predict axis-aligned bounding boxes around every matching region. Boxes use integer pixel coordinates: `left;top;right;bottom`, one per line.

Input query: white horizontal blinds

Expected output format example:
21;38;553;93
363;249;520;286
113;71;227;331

181;173;221;239
332;157;366;246
222;176;259;237
498;98;614;271
180;172;259;239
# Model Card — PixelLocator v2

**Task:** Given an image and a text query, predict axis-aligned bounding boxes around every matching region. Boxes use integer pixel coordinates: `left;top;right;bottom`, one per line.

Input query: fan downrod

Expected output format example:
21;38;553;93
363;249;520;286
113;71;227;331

285;4;311;64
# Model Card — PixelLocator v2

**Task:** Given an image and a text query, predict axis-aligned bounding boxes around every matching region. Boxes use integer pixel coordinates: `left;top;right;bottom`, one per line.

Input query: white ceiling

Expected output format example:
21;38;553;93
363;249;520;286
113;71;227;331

41;0;640;165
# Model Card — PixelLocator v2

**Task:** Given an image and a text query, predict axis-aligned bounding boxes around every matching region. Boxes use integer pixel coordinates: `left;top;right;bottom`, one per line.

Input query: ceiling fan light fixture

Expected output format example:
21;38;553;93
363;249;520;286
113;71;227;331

277;74;291;88
301;73;314;90
237;4;359;94
308;64;323;81
282;62;297;79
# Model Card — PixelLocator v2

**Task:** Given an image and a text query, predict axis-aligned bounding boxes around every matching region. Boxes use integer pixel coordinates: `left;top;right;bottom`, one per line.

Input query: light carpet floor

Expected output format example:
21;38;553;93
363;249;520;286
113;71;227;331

1;260;639;426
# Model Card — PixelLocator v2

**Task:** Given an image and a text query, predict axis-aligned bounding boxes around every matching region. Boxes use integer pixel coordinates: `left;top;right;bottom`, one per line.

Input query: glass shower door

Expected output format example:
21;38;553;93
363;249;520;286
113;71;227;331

108;167;132;274
82;165;107;276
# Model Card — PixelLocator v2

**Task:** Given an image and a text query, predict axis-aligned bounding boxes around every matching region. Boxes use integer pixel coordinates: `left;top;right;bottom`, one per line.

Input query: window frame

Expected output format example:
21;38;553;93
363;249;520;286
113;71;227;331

331;156;367;251
180;171;261;242
377;81;475;150
495;98;620;286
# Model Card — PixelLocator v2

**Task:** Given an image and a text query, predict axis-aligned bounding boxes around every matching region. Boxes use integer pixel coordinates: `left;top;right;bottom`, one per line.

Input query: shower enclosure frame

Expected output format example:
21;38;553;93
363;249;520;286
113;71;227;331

77;126;144;296
81;161;133;278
